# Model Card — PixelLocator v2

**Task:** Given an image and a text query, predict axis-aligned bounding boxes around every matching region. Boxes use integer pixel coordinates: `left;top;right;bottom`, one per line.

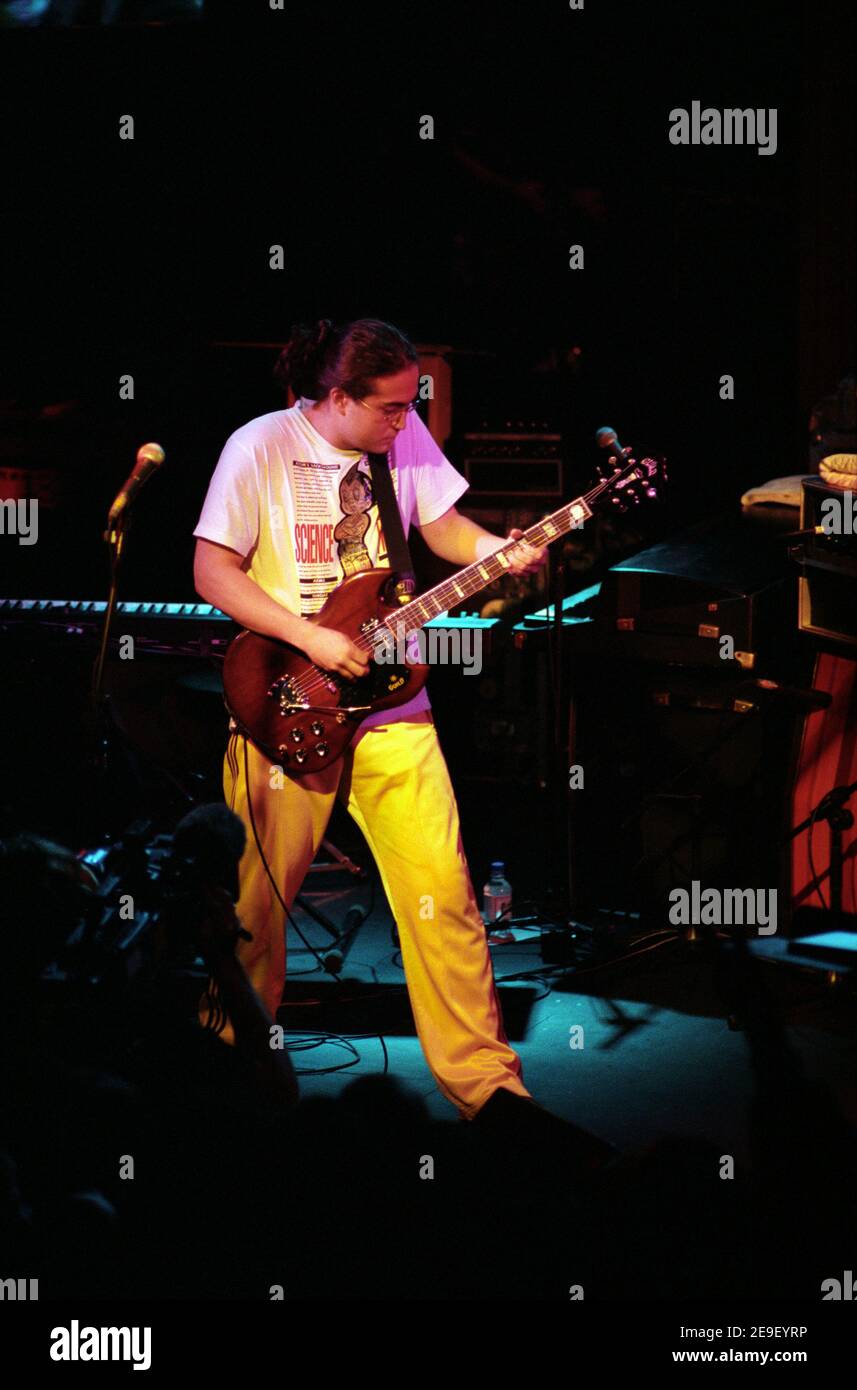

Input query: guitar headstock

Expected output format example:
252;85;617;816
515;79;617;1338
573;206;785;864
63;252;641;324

594;450;667;512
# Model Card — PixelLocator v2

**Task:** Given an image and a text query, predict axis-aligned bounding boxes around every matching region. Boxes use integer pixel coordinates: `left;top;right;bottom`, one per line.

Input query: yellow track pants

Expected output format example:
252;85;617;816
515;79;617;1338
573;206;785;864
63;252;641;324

203;711;530;1119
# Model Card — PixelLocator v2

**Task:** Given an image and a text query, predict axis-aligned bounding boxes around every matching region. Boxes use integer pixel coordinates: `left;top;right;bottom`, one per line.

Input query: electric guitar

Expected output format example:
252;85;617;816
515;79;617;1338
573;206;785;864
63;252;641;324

222;452;665;775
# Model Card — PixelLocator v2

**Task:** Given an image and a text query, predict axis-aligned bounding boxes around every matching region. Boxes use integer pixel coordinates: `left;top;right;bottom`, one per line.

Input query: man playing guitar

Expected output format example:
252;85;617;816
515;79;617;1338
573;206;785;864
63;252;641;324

193;318;547;1121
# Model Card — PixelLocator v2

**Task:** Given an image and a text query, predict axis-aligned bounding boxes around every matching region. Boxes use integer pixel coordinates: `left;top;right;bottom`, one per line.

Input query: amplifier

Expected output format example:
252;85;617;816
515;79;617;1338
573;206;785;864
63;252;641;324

795;478;857;646
566;652;806;922
799;478;857;563
596;510;796;668
459;423;563;497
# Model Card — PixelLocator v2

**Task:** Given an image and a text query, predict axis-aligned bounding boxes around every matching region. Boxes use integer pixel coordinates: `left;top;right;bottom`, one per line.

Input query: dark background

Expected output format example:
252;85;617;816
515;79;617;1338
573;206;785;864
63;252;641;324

2;0;854;603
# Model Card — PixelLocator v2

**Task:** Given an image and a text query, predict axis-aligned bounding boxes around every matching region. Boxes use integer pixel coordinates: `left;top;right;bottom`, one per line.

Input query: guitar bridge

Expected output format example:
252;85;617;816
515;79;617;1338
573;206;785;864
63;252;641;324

268;672;372;718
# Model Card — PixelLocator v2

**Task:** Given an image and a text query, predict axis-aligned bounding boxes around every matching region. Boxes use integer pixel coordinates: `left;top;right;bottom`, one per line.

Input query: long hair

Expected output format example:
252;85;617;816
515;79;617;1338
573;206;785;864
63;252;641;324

274;318;418;401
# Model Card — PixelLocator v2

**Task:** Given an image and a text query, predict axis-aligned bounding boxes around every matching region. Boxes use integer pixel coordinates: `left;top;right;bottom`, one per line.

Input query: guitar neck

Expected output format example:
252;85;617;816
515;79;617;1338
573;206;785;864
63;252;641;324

401;492;594;628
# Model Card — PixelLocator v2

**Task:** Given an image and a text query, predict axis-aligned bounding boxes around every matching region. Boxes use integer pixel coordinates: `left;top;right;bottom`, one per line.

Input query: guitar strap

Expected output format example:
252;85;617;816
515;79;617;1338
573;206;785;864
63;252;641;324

367;451;417;603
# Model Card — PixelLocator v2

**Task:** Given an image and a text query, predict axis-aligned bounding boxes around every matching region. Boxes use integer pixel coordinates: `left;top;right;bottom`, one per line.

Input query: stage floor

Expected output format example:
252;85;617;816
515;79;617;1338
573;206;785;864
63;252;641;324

282;861;857;1158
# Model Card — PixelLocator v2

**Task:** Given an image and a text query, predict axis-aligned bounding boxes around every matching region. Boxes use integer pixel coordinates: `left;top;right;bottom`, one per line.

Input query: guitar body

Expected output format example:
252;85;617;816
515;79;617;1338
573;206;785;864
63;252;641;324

222;567;428;774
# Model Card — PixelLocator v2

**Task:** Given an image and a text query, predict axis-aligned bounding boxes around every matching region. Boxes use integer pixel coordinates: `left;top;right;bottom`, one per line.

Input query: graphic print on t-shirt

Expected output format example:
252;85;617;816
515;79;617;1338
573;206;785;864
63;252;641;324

289;455;389;615
334;461;375;577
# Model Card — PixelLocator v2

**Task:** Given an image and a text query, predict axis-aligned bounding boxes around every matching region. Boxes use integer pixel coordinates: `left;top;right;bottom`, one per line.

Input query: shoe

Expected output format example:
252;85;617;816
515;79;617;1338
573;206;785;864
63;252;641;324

470;1087;617;1173
471;1087;560;1129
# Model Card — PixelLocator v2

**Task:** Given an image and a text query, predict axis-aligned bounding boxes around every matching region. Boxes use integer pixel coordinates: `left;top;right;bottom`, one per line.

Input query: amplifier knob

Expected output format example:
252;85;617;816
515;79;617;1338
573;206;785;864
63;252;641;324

315;742;329;758
290;728;305;742
310;720;324;736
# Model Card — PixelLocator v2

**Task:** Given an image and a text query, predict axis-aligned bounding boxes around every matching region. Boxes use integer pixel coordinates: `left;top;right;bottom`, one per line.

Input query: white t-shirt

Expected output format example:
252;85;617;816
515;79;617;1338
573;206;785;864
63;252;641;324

193;400;470;728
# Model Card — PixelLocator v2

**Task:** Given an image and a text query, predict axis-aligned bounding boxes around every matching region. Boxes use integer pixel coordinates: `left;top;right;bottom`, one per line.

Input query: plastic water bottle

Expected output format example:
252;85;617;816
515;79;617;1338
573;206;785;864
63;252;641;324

483;861;512;926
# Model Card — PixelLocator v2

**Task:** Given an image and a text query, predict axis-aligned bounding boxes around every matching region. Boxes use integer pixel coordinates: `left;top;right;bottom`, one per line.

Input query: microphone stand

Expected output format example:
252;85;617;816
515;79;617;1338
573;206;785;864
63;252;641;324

544;446;629;931
480;533;575;945
788;778;857;929
548;530;574;925
88;512;130;838
495;533;576;940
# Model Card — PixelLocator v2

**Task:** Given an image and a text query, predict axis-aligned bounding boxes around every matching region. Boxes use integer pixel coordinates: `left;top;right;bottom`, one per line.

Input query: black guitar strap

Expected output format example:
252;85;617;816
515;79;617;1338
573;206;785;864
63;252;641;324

367;451;417;602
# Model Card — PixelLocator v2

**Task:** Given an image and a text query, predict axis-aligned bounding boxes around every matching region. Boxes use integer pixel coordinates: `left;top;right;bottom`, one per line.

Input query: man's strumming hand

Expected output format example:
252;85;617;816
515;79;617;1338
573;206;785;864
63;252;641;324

302;624;371;680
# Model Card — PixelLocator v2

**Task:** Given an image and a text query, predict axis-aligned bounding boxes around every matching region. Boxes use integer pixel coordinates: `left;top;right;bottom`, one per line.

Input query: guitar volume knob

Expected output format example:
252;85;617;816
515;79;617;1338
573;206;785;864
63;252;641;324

310;720;324;736
290;728;305;742
315;742;329;758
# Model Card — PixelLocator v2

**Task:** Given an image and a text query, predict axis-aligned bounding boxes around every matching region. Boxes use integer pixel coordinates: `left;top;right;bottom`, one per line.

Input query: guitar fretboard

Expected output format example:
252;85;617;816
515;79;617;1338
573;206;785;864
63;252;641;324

395;494;593;630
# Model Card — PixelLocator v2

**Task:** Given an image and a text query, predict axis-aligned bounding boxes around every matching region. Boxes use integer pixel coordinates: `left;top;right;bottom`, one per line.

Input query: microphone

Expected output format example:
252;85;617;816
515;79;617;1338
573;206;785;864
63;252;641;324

321;905;369;975
107;442;166;528
595;426;630;463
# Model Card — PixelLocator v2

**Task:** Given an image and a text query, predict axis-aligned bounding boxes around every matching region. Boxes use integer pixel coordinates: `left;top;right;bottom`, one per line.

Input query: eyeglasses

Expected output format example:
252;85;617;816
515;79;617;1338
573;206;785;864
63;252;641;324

355;396;421;422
